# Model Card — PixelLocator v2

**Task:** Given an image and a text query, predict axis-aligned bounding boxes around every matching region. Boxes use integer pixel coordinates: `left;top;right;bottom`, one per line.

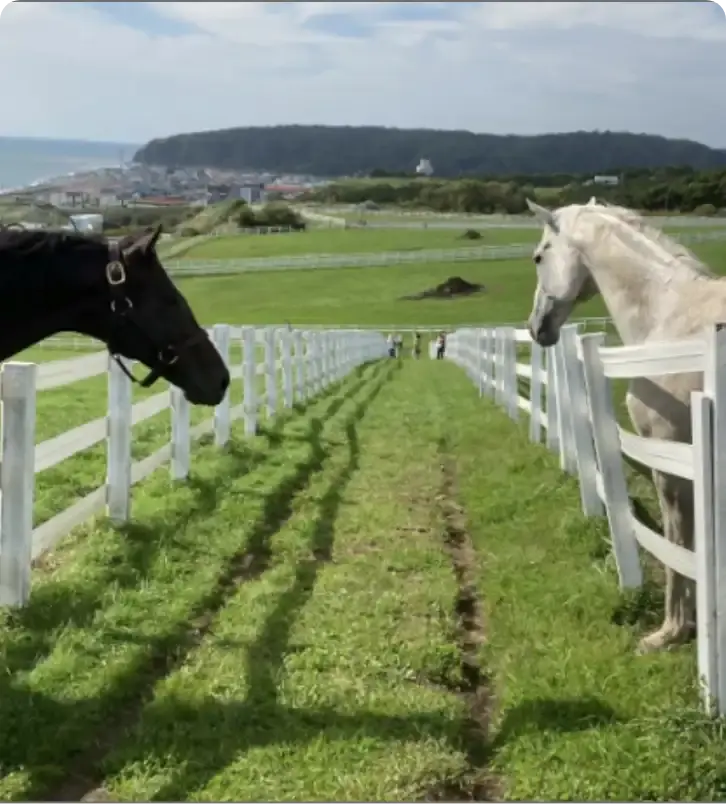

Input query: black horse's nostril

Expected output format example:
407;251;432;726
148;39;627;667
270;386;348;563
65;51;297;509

533;254;542;265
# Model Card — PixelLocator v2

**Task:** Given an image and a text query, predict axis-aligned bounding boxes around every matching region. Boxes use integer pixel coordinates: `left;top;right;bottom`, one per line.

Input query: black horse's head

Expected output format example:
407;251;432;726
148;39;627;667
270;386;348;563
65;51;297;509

83;226;229;406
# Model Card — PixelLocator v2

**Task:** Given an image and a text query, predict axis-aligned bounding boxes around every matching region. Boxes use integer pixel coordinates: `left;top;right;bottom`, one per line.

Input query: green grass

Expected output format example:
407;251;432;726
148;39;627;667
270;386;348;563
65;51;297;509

443;365;726;800
164;238;723;329
178;227;538;260
0;362;471;801
4;359;726;800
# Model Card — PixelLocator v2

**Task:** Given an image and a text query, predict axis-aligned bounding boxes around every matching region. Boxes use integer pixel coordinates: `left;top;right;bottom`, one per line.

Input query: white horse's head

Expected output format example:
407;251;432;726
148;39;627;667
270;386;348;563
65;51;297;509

525;198;598;347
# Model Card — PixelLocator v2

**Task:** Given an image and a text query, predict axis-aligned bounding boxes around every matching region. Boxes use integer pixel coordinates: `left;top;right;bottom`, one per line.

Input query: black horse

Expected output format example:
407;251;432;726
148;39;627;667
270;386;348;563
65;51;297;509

0;224;229;406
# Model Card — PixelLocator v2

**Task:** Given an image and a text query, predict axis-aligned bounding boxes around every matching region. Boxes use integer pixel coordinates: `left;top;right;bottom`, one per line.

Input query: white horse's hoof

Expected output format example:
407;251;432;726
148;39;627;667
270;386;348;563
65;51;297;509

636;623;694;655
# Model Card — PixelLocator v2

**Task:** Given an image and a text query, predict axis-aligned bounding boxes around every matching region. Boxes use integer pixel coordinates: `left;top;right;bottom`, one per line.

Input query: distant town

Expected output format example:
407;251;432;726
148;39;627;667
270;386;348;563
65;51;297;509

0;162;334;210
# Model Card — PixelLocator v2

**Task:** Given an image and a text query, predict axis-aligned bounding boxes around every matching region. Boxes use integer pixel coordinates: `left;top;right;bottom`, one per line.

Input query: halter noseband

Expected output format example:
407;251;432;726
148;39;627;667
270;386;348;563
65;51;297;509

105;240;205;388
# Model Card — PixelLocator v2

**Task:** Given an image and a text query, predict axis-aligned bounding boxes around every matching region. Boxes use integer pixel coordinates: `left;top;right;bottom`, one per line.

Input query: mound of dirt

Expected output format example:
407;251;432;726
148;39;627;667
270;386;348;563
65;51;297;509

400;275;486;301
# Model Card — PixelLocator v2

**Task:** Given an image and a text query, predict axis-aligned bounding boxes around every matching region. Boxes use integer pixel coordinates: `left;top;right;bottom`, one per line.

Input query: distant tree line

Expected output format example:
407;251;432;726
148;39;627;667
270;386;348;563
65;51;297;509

134;125;726;178
305;167;726;214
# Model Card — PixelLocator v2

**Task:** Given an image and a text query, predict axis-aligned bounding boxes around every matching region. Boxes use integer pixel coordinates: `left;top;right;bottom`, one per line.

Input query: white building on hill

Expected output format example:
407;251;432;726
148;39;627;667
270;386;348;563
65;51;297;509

416;158;434;177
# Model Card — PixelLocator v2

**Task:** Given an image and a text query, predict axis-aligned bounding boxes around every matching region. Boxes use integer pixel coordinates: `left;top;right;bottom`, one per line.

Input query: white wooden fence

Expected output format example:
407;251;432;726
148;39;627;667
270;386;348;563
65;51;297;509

37;317;615;353
162;244;531;276
0;325;387;608
444;322;726;717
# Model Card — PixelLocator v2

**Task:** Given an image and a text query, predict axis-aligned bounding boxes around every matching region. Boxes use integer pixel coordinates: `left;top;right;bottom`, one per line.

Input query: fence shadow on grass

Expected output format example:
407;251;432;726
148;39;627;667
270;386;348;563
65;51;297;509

489;696;621;753
0;362;385;684
0;360;399;802
93;363;460;803
260;359;399;450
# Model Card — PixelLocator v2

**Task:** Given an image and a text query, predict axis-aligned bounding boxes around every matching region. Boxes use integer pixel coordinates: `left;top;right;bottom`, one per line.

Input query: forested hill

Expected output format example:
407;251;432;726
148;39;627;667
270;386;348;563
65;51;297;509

133;125;726;176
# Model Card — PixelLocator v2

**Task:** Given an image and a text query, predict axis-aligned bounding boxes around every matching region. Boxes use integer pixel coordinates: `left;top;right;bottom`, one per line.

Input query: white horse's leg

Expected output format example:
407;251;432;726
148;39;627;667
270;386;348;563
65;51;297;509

638;473;696;653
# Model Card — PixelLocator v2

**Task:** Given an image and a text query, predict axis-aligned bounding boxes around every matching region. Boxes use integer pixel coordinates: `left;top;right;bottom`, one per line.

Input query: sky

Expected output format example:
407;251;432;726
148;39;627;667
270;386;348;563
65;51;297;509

0;1;724;148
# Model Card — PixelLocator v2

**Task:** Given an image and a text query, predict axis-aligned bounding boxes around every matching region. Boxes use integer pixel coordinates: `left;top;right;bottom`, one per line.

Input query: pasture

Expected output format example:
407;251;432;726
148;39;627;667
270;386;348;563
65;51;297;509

179;226;539;260
4;225;726;800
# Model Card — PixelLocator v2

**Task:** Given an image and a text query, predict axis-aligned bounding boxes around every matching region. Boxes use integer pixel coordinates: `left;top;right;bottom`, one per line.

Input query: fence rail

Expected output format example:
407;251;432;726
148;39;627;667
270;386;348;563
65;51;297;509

159;229;726;277
37;317;615;352
162;244;532;276
444;321;726;717
0;326;387;607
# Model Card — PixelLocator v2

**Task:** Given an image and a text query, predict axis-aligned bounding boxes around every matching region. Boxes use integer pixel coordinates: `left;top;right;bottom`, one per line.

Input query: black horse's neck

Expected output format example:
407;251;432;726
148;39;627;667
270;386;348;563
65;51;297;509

0;229;112;360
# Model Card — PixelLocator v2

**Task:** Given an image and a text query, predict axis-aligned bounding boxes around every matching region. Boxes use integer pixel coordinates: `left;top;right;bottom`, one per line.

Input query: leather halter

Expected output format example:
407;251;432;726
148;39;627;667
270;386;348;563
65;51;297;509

105;240;206;388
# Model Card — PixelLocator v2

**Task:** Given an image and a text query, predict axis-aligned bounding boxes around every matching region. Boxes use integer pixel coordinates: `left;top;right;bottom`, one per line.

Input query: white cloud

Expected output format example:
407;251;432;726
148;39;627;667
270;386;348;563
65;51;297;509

0;1;724;148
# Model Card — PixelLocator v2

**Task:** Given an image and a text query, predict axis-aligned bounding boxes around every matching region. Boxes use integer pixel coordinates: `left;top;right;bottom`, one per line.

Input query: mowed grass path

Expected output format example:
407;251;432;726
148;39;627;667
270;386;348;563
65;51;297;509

0;361;469;801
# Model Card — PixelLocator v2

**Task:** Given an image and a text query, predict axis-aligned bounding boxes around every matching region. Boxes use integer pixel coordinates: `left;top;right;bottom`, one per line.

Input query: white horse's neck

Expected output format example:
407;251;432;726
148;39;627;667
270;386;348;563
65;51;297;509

576;210;708;345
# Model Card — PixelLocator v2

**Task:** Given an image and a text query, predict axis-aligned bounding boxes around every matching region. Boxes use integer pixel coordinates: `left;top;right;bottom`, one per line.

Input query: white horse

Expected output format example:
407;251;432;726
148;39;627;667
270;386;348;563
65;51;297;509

525;196;721;653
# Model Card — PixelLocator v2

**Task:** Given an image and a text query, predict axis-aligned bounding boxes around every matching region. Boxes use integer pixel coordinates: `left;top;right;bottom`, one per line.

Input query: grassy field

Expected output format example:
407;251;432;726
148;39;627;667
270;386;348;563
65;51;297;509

177;227;539;260
163;237;726;329
3;224;726;799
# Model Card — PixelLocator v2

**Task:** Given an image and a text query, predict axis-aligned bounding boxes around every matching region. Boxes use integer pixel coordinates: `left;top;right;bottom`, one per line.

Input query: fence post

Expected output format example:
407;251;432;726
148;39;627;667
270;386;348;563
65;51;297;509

0;362;37;606
529;341;542;443
293;329;305;402
335;331;344;382
281;327;294;408
560;325;603;516
170;386;190;479
545;347;559;453
579;333;642;589
505;328;519;420
554;339;576;473
702;323;726;715
485;328;495;398
213;324;231;447
319;332;328;389
242;326;257;436
317;332;326;392
312;332;322;395
107;356;132;524
328;331;337;385
264;327;277;418
691;390;718;714
333;331;342;381
494;329;502;406
302;332;312;397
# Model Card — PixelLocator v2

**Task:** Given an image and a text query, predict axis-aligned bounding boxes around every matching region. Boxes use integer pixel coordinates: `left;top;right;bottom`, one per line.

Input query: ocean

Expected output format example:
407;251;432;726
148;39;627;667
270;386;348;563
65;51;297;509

0;136;141;191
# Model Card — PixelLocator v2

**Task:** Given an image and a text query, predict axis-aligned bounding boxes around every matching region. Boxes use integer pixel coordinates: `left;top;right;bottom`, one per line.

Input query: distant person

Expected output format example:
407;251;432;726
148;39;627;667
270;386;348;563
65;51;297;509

412;331;422;359
436;331;447;360
395;333;404;358
386;333;395;358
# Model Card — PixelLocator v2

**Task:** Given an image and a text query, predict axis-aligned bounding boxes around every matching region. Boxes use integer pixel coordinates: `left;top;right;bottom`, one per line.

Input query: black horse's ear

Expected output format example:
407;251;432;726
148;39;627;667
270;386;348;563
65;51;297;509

124;224;163;260
138;223;163;254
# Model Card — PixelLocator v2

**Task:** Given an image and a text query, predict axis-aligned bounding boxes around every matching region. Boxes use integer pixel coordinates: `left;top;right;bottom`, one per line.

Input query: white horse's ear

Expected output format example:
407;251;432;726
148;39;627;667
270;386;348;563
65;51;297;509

587;196;598;206
526;198;559;232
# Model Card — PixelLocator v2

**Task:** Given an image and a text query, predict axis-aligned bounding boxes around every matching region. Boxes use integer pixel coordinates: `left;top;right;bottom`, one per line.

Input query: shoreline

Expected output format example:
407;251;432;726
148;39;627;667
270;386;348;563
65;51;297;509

0;162;128;198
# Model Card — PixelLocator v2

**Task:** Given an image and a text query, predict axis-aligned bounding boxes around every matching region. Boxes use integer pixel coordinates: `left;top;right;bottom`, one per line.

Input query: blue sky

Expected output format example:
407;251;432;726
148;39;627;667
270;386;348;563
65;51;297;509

0;1;724;147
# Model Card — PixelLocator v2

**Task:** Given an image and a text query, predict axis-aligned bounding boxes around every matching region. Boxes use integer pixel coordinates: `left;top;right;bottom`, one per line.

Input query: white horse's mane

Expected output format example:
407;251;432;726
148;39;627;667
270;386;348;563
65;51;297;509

575;201;713;279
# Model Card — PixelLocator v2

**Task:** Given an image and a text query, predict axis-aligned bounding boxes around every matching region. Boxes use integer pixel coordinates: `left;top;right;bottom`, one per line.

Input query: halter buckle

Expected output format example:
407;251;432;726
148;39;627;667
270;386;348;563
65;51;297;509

106;261;126;285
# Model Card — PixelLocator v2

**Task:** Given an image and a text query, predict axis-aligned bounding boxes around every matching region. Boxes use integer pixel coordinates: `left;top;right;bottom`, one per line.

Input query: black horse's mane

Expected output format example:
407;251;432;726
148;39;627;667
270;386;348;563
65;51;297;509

0;228;111;261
